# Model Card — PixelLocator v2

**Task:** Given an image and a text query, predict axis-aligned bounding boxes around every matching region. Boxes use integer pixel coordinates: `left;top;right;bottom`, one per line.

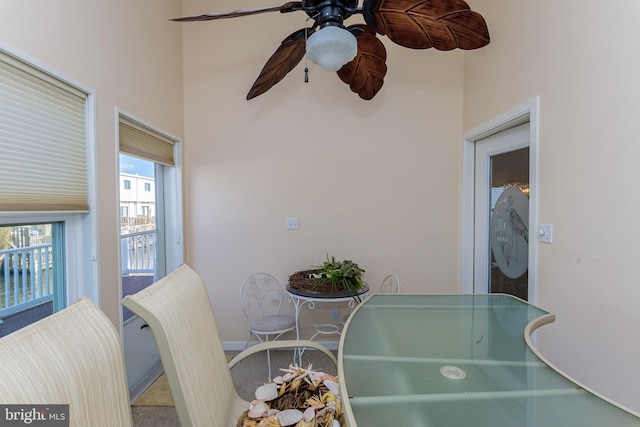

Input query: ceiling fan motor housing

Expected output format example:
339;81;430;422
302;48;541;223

304;0;359;28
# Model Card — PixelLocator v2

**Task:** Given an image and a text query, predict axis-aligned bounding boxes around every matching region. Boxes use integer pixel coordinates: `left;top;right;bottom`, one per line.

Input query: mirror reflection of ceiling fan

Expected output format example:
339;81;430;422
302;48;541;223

172;0;490;100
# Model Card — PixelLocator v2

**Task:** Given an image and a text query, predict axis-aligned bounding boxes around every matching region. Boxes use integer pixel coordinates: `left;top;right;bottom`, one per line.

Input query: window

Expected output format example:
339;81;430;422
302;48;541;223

0;46;96;336
124;180;131;190
0;223;64;337
144;182;151;192
120;206;129;217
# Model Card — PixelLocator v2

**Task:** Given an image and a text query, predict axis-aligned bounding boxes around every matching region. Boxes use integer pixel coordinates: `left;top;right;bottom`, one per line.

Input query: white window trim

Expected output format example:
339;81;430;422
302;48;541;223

0;42;99;308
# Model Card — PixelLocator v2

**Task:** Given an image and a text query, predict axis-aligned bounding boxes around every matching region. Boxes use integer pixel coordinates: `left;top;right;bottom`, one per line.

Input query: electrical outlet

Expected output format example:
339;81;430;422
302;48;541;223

330;308;339;321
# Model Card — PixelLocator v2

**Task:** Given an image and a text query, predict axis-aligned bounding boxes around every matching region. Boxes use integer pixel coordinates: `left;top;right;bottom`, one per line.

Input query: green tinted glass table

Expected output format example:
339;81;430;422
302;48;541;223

338;294;640;426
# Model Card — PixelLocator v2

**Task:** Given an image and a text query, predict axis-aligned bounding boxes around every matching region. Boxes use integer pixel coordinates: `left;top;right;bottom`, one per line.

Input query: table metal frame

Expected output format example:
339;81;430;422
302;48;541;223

286;287;368;364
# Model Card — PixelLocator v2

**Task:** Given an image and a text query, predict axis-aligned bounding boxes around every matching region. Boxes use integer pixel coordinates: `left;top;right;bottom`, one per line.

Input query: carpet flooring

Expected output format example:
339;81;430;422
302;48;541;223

132;373;174;407
131;349;338;426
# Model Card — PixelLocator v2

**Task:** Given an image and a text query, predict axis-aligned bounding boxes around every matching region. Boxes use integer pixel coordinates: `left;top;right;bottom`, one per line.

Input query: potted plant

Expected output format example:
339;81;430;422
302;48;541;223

288;255;366;302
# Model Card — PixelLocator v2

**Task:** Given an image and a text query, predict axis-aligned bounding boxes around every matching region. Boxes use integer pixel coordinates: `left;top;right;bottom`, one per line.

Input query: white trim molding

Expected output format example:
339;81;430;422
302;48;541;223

461;97;540;302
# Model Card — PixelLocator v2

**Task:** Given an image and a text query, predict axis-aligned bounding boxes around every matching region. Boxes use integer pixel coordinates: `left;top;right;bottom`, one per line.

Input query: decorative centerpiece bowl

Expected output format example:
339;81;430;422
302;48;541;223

288;256;365;301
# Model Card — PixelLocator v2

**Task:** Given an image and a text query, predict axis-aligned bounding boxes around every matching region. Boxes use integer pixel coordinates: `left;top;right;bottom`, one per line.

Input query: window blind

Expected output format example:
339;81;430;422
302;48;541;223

119;117;175;167
0;50;88;213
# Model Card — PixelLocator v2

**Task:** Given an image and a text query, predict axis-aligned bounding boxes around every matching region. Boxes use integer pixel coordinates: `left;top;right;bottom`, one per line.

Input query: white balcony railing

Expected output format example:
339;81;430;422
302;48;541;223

0;244;54;317
0;230;157;320
120;230;157;276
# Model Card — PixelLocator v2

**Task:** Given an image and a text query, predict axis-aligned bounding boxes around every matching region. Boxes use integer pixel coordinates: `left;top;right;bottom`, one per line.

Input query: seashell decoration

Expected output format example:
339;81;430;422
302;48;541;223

275;409;303;426
303;407;315;421
255;382;279;401
239;364;343;427
282;372;296;381
312;371;327;382
248;401;268;418
323;379;340;396
316;407;328;419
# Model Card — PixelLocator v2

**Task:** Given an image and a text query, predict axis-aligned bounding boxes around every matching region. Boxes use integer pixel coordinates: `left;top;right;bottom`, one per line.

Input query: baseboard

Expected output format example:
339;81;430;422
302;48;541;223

223;340;339;352
128;362;164;403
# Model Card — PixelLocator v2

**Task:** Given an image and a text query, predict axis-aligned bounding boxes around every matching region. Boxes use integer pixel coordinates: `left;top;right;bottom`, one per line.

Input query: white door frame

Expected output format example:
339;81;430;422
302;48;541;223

115;109;184;399
461;97;540;302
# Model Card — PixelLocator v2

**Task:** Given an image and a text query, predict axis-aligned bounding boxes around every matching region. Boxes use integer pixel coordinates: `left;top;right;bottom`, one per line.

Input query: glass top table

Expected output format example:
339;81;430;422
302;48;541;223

338;294;640;426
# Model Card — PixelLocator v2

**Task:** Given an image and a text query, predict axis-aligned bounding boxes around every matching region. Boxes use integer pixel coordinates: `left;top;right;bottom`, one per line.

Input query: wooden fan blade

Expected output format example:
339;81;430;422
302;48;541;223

247;29;308;100
337;25;387;100
365;0;489;50
170;2;303;22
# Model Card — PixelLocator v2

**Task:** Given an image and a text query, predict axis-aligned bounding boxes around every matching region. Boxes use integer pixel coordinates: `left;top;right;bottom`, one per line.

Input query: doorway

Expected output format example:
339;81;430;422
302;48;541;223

475;125;529;299
117;113;183;399
461;98;539;302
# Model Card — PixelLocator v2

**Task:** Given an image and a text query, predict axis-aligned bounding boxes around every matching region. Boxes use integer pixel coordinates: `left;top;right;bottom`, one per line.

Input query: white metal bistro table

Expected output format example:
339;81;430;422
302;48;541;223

286;284;369;365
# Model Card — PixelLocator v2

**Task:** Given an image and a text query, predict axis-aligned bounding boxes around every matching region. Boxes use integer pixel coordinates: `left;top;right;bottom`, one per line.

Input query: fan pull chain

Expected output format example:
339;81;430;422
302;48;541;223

303;14;318;84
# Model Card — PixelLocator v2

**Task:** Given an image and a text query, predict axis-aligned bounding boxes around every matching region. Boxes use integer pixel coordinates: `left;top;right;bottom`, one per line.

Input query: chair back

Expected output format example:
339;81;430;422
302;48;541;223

239;272;288;325
0;297;133;427
122;264;247;427
379;274;401;294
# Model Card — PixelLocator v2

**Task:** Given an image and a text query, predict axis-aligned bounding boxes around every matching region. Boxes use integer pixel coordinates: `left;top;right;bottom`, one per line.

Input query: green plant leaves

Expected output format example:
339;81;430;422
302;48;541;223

313;255;365;301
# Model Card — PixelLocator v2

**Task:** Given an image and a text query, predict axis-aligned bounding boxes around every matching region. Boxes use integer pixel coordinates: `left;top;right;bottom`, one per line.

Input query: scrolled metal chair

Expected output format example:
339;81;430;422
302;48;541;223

239;272;296;378
379;274;401;294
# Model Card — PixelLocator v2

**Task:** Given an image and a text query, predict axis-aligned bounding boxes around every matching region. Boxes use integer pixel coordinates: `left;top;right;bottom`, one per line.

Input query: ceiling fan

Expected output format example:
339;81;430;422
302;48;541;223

171;0;490;100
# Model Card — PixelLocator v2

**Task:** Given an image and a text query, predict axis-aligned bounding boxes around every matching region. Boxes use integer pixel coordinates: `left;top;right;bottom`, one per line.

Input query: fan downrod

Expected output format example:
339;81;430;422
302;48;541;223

302;0;362;27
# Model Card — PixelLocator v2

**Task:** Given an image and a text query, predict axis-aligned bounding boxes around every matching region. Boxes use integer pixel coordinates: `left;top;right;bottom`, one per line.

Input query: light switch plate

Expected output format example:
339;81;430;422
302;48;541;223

286;217;299;230
538;224;553;243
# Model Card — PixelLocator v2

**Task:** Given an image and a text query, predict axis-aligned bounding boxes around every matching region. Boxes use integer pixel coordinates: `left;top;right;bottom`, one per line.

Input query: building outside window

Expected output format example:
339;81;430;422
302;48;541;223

119;172;156;233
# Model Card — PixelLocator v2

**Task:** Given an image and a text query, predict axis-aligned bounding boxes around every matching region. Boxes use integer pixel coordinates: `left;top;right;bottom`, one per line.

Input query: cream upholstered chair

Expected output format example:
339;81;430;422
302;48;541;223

0;297;133;427
379;274;401;294
239;272;296;379
122;264;337;427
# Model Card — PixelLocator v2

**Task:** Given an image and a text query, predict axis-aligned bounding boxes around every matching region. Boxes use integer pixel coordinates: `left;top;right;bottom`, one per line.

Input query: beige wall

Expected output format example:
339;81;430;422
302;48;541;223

181;0;465;343
464;0;640;412
0;0;184;326
3;0;639;415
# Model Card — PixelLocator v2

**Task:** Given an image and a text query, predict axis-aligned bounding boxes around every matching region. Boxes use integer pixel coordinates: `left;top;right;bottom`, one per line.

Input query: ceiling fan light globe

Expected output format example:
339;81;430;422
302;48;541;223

306;26;357;72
